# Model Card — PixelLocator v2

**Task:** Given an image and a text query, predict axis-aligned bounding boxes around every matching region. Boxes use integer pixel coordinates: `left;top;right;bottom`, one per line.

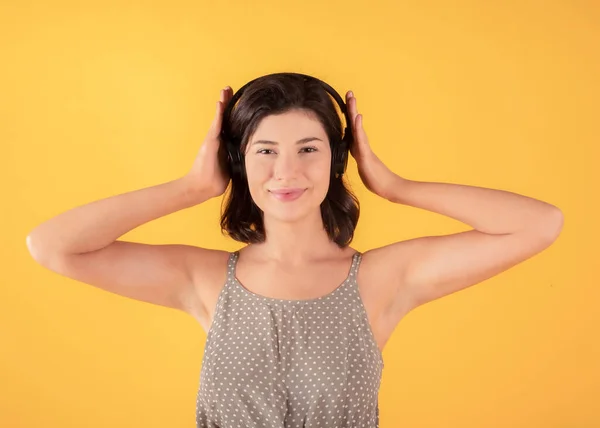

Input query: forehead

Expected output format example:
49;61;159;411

250;109;327;143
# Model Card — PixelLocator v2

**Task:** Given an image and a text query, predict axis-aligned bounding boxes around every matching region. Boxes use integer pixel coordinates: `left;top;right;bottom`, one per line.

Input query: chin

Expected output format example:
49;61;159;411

253;189;328;223
265;205;312;223
258;197;323;224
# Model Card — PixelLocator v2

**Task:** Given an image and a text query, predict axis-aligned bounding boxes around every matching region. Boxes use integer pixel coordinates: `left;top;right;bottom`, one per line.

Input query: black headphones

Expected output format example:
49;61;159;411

219;72;353;179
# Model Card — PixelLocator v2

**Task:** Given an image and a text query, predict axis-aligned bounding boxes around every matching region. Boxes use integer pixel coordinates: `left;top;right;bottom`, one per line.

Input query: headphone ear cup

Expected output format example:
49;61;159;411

332;138;348;178
333;125;352;178
225;139;245;179
220;112;244;179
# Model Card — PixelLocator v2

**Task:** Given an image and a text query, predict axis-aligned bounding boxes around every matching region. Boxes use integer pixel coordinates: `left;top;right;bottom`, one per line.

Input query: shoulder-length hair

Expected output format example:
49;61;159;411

219;73;360;248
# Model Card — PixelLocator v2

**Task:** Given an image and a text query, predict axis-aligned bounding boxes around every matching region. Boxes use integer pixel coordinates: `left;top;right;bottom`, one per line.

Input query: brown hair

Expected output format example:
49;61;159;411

219;73;360;248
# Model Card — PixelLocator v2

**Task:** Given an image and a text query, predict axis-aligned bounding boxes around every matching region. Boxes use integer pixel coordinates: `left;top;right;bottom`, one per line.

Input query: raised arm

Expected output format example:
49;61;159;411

26;86;235;319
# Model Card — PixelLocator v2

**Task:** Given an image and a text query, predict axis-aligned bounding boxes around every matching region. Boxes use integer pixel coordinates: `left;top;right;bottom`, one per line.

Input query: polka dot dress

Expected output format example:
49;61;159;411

196;251;384;428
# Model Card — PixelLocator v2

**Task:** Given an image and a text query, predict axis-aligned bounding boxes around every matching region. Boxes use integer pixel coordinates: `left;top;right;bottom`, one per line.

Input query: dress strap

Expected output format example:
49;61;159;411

226;251;239;282
348;252;362;280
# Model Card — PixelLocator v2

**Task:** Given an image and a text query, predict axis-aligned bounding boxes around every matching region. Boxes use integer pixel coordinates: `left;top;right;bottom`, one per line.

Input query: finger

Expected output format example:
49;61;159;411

356;114;370;146
210;90;225;136
346;92;358;127
218;86;234;125
223;86;233;105
210;102;221;137
222;87;227;101
217;86;231;118
345;91;354;117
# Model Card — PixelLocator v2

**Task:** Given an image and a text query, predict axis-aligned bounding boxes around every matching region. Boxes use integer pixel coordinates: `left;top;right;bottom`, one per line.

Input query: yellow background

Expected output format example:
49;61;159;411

1;0;597;427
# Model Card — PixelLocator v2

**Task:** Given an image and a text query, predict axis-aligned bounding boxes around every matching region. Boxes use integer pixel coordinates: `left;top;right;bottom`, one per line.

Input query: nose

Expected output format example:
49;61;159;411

273;151;301;180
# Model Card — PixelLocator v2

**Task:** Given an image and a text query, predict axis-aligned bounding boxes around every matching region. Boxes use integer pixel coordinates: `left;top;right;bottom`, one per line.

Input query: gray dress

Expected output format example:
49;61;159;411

196;251;384;427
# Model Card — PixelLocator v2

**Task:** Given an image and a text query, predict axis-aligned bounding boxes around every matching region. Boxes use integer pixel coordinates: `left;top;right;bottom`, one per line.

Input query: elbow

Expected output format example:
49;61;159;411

26;232;55;266
537;207;564;244
26;233;44;263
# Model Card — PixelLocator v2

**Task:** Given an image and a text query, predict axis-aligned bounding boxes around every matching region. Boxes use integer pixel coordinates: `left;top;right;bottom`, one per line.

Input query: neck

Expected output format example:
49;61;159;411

252;209;345;265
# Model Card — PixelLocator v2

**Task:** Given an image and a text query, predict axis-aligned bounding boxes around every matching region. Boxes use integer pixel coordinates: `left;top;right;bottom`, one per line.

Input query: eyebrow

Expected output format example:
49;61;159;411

250;137;324;146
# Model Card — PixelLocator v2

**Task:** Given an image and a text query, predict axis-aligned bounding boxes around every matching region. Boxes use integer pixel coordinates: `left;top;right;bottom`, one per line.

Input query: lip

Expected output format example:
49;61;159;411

268;188;306;201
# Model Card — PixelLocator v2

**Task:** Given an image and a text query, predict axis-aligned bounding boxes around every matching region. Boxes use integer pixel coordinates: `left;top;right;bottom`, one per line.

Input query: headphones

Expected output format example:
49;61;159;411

219;72;353;179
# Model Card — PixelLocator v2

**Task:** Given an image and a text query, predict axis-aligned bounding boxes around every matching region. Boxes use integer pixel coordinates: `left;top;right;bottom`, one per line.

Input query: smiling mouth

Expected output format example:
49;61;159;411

268;189;306;201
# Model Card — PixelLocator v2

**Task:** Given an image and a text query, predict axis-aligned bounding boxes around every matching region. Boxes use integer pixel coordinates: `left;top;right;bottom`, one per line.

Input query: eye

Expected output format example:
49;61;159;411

256;147;318;154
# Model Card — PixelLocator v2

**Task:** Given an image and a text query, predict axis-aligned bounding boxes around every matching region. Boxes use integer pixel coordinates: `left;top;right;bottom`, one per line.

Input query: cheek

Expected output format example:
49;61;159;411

307;162;331;194
244;158;268;183
245;172;264;203
243;163;269;210
313;154;332;176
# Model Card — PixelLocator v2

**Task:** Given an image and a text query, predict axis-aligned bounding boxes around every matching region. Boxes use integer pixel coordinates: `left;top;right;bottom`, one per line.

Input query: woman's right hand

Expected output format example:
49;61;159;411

184;86;234;200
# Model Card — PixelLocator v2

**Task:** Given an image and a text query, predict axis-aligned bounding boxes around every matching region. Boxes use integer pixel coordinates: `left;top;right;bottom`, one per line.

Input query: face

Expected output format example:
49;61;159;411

244;109;331;223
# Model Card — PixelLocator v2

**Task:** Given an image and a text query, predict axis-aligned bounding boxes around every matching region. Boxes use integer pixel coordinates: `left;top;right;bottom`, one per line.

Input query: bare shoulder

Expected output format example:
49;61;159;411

184;247;231;328
359;241;420;319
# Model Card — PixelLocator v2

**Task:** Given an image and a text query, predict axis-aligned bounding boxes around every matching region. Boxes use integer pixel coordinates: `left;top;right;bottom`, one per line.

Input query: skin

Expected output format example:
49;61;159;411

27;85;563;357
241;108;353;263
220;88;564;353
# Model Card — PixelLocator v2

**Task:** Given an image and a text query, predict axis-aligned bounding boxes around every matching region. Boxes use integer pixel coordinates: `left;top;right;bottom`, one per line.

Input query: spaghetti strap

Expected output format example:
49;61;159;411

348;252;362;280
226;251;238;282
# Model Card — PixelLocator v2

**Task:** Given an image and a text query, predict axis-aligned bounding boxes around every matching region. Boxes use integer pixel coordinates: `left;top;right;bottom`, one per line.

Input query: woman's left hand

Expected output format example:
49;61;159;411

345;91;399;200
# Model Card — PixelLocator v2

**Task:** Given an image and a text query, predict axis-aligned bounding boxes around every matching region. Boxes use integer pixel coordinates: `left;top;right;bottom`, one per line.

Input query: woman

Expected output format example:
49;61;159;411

26;73;564;427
